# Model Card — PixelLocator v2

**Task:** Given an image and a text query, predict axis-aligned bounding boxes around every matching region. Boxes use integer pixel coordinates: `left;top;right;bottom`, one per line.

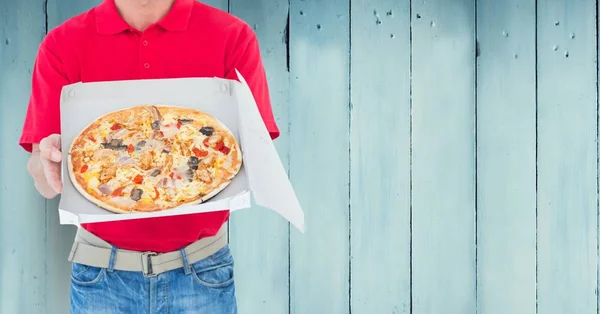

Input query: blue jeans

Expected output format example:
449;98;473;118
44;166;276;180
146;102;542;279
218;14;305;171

70;245;237;313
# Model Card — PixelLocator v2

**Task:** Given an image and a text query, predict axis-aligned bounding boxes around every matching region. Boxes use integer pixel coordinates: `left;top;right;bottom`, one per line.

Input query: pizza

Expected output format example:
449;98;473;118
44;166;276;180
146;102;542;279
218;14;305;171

67;105;242;214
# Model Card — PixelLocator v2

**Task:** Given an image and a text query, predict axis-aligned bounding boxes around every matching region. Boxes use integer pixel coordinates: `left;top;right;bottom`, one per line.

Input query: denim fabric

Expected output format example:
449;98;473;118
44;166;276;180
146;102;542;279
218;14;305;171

70;245;237;314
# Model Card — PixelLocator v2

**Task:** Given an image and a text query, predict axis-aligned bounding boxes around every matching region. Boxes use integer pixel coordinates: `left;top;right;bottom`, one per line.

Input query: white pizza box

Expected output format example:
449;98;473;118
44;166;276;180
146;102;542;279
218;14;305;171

58;70;305;232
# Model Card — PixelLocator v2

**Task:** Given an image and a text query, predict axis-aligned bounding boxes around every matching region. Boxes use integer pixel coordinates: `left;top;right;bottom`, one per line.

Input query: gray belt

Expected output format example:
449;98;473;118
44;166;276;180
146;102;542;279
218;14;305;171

68;224;228;277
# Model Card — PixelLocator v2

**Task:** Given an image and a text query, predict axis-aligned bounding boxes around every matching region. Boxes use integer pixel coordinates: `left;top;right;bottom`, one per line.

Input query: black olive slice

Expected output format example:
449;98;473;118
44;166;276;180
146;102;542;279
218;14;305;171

130;188;143;202
199;126;215;136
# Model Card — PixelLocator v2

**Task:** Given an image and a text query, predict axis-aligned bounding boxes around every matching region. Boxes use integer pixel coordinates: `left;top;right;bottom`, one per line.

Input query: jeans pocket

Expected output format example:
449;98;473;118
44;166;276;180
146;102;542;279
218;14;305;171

71;262;106;286
190;246;235;289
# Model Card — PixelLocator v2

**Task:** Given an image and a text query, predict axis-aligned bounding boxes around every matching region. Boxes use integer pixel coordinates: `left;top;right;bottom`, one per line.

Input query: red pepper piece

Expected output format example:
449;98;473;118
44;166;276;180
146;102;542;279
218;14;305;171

192;147;208;157
111;186;125;197
133;175;143;184
215;140;224;151
80;165;88;173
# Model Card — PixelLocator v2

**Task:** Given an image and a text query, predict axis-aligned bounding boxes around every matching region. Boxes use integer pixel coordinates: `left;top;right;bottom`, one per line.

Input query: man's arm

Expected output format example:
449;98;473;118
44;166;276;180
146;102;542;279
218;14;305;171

20;32;69;198
224;23;280;139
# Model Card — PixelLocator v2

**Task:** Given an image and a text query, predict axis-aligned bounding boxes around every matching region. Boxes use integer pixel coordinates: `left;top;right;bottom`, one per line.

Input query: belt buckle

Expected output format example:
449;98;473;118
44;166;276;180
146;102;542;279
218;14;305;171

141;251;158;277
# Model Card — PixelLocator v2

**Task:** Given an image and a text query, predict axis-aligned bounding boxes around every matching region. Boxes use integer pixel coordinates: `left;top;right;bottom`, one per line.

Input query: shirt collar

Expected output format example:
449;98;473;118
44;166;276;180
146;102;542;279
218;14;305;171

96;0;194;35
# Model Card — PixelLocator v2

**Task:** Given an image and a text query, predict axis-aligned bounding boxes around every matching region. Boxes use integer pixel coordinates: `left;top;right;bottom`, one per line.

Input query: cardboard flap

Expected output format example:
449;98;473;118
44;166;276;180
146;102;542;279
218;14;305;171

233;70;305;232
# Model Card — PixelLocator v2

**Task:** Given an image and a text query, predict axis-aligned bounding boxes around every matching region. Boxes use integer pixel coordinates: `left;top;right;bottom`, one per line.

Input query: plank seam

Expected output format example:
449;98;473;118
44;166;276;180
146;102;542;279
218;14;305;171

44;2;49;311
347;0;352;312
44;0;48;34
534;0;539;312
285;9;290;72
596;0;599;312
286;1;292;313
409;0;414;313
474;0;479;309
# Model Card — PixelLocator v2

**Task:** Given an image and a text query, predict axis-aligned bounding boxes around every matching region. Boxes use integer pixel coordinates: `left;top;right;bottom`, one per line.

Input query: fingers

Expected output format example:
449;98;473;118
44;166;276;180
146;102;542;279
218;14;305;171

41;155;62;194
27;152;60;199
34;178;59;199
38;134;63;194
39;133;61;150
40;147;62;163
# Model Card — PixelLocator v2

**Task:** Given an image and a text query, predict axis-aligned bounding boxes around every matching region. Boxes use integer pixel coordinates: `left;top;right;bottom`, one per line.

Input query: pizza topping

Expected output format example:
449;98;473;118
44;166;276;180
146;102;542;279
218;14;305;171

162;149;170;154
140;151;153;170
93;149;116;160
188;156;200;170
220;146;231;155
80;165;89;173
215;140;224;151
98;184;112;195
127;144;134;153
169;172;182;180
110;123;122;130
115;155;136;165
185;169;194;182
101;139;127;151
196;167;211;183
202;138;210;147
100;165;117;182
199;126;214;136
135;140;147;150
133;175;144;184
109;128;129;141
146;105;163;130
111;186;125;197
130;188;143;201
153;187;160;200
150;169;161;177
178;118;193;124
161;124;179;138
192;147;208;158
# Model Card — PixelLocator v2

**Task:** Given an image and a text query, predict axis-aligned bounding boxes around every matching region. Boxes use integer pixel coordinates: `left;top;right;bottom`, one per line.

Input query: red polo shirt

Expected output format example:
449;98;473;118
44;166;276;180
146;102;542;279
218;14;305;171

19;0;279;253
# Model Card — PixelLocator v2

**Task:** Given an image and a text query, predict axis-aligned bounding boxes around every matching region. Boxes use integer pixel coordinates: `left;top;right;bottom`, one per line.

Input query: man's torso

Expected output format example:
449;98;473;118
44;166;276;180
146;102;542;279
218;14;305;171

40;0;264;252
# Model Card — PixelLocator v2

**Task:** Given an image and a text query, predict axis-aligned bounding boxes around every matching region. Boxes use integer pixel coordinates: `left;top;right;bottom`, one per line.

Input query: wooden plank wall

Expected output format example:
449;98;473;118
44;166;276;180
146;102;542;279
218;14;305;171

2;0;600;313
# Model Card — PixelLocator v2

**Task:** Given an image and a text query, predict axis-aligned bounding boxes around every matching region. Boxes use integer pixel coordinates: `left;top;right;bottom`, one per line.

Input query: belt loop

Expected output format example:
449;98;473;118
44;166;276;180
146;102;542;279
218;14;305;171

107;247;117;273
179;248;191;275
68;242;79;262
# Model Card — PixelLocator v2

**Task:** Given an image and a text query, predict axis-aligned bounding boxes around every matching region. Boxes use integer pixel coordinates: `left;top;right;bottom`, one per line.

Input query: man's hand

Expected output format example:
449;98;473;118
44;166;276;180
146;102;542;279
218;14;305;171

27;134;63;199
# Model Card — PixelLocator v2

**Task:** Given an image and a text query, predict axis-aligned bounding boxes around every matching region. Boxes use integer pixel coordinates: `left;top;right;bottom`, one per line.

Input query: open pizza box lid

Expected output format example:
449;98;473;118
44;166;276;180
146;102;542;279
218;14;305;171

57;70;305;233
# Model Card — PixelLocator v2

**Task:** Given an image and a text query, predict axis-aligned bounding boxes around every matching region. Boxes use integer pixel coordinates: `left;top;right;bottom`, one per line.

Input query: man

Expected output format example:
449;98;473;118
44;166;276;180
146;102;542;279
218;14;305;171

20;0;280;313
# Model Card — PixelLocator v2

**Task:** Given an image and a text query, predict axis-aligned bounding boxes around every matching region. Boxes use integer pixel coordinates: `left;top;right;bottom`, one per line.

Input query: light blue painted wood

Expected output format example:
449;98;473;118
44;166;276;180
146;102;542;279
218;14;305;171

476;1;537;314
201;0;228;12
537;1;598;313
411;0;476;313
289;0;350;313
6;0;600;312
45;2;100;312
0;0;48;313
350;1;411;313
228;0;290;313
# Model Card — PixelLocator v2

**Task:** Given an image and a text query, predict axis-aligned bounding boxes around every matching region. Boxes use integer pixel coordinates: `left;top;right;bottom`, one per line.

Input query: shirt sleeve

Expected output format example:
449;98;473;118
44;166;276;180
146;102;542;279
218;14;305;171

19;33;69;153
224;23;280;140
